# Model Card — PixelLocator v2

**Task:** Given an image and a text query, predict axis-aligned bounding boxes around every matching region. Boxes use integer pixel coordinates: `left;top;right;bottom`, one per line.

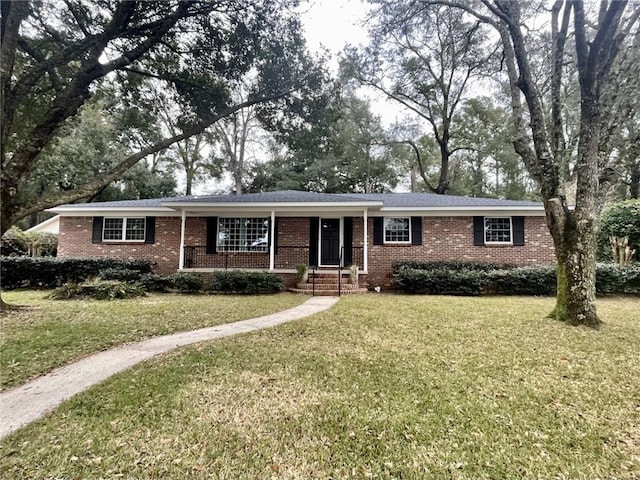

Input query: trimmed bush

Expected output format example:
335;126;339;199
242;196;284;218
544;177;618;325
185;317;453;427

211;271;284;294
138;273;174;292
393;260;638;296
99;268;143;282
170;272;203;293
490;266;557;295
0;257;152;290
393;267;490;295
393;260;513;274
49;281;146;300
595;263;628;294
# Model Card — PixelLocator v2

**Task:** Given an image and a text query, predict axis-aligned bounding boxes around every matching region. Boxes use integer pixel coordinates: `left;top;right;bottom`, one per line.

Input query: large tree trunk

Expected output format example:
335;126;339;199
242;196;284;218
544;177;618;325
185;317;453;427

547;201;600;327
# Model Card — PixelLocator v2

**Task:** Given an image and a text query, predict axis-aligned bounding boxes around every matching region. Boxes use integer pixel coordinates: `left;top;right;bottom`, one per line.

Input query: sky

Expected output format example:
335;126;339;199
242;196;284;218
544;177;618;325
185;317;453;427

300;0;369;60
300;0;411;127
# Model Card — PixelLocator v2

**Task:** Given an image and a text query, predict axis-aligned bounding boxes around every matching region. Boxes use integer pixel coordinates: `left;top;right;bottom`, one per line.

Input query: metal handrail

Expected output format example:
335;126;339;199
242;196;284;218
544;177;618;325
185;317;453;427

338;246;344;297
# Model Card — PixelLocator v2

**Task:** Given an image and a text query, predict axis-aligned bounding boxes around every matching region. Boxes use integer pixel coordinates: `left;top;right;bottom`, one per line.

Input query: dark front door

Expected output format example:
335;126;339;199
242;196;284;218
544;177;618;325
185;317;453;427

320;218;340;265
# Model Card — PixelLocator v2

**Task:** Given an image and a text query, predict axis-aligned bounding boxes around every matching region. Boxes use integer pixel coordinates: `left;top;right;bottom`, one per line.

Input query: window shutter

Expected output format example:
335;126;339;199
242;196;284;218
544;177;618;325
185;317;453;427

411;216;422;245
206;217;218;254
473;216;485;246
92;217;103;243
373;217;384;245
144;217;156;244
512;216;525;246
309;217;319;266
343;217;353;265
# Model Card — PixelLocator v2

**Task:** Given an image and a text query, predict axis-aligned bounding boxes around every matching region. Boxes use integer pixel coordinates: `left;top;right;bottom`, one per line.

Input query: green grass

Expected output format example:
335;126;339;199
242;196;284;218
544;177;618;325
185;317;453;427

0;290;307;390
2;295;639;479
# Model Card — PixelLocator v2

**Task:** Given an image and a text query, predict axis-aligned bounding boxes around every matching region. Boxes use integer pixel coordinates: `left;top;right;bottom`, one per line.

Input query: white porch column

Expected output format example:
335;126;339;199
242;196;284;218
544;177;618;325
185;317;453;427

178;209;186;270
363;208;368;273
269;210;275;271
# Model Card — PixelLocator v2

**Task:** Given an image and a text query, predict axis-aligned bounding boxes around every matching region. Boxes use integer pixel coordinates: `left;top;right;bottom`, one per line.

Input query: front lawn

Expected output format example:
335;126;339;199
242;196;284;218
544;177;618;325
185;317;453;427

1;295;639;479
0;290;307;390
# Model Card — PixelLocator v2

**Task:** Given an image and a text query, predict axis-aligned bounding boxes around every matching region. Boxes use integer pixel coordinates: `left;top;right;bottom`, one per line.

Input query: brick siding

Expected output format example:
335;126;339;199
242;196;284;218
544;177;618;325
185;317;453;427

57;216;181;274
58;215;555;285
366;216;555;287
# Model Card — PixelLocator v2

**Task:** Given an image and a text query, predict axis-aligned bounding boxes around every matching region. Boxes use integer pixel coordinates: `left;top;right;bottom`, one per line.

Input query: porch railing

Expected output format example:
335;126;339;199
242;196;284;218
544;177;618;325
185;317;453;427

183;246;269;269
183;245;365;270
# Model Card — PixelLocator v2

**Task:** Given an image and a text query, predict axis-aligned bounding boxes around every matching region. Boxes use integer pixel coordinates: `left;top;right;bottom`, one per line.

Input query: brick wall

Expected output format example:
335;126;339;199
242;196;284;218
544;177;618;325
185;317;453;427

58;215;555;284
275;217;310;268
57;216;181;274
366;216;555;287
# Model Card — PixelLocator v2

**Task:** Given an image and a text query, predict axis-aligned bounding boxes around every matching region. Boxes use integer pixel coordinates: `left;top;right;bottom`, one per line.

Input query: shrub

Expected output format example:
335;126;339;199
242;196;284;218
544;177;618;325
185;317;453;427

393;267;491;295
0;257;152;290
598;199;640;261
138;273;174;292
170;272;203;293
490;266;557;296
621;263;640;294
1;227;29;256
595;263;628;294
49;281;146;300
211;271;284;294
393;261;638;297
99;268;143;282
393;260;513;274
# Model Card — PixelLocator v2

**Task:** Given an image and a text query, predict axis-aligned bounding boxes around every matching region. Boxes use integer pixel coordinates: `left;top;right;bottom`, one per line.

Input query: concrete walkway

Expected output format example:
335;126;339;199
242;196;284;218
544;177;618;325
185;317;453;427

0;296;339;439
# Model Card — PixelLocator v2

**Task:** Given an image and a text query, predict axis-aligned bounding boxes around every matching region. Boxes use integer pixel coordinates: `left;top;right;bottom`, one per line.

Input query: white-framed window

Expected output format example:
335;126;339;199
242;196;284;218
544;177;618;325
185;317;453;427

103;217;146;242
484;217;512;244
384;217;411;243
218;217;269;252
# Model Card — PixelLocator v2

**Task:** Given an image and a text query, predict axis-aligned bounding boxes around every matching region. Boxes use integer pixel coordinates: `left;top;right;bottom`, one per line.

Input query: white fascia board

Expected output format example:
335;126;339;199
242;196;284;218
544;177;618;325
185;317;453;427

160;201;383;210
376;206;546;217
48;206;179;216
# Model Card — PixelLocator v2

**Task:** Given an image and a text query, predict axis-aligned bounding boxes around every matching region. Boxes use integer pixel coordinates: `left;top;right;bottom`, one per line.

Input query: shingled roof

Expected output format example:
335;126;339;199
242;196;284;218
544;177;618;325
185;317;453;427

51;190;543;211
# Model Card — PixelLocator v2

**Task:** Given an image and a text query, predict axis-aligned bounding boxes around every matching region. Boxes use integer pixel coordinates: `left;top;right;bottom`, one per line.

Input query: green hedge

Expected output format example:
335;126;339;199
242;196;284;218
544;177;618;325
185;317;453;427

211;271;284;294
393;268;490;295
0;257;152;290
491;265;557;295
393;260;513;274
392;261;640;296
49;280;146;300
170;272;204;293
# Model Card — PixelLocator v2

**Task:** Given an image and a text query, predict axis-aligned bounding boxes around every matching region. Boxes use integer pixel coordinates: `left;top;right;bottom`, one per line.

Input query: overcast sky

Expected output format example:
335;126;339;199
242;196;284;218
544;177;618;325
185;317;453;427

300;0;369;59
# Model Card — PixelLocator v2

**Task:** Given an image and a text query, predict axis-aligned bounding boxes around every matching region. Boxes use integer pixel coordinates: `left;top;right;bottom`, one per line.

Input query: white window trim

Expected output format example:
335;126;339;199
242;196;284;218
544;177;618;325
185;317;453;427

102;217;146;242
484;216;513;245
217;217;269;253
383;217;411;244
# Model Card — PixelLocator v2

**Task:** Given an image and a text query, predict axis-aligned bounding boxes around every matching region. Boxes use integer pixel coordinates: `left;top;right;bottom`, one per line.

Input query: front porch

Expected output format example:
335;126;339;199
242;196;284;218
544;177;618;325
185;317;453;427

182;245;365;270
178;214;370;272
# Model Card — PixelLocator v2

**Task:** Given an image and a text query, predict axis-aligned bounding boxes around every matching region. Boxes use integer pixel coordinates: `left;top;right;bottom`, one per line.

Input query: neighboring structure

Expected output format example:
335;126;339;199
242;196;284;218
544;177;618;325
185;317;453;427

51;190;555;288
26;215;60;235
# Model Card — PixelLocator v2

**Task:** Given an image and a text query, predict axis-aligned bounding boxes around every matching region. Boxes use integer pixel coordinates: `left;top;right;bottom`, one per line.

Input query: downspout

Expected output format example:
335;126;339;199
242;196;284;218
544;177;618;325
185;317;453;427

269;210;275;271
178;209;186;270
363;208;368;273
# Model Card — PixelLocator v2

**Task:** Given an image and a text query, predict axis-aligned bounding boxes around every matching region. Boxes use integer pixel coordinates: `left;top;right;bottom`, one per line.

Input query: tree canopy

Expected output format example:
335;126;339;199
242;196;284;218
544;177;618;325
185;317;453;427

1;0;332;233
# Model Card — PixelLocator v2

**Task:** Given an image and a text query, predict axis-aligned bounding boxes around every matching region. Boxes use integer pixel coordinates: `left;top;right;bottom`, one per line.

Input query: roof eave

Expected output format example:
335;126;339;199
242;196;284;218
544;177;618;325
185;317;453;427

160;201;384;209
48;206;174;214
379;205;546;216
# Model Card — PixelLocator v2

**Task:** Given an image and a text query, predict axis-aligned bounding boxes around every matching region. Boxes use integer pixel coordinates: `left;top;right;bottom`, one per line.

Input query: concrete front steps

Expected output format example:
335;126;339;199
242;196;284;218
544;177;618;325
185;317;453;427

289;271;368;296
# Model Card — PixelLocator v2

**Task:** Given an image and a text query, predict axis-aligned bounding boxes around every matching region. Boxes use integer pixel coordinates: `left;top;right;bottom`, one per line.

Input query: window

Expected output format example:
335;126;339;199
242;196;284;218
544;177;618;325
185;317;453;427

384;217;410;243
484;217;512;244
103;217;146;241
218;217;269;252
